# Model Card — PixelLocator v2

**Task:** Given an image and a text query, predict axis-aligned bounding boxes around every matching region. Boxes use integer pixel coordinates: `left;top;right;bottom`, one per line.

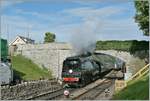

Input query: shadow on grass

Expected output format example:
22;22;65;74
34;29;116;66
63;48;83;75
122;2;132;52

13;69;26;82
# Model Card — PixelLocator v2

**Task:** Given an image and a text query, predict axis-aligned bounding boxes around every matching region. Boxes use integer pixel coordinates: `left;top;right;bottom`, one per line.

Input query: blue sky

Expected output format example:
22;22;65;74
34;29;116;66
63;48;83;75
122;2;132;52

1;0;149;43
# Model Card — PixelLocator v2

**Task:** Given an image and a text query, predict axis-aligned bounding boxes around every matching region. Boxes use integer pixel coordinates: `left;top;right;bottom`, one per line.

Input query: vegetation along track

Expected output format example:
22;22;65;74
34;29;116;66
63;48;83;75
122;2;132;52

72;79;114;100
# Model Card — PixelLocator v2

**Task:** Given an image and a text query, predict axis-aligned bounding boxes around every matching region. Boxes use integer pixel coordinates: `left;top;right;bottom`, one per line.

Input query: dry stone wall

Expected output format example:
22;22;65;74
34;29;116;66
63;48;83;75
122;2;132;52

1;80;61;100
16;43;74;79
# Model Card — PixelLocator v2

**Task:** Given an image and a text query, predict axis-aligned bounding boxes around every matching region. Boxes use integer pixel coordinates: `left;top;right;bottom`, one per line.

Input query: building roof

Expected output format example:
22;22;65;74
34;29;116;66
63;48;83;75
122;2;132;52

9;35;34;45
18;35;34;43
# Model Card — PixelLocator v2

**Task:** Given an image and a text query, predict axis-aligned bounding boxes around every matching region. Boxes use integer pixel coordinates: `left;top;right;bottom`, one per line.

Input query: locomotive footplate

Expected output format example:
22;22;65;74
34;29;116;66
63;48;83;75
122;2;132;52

63;82;80;88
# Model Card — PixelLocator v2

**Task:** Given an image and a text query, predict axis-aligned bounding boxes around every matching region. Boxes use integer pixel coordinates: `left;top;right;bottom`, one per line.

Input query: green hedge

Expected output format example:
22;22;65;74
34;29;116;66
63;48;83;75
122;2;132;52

96;40;149;52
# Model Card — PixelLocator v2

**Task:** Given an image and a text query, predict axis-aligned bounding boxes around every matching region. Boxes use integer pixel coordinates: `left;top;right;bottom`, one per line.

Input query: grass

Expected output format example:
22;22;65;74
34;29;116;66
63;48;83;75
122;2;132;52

11;55;52;81
113;73;149;100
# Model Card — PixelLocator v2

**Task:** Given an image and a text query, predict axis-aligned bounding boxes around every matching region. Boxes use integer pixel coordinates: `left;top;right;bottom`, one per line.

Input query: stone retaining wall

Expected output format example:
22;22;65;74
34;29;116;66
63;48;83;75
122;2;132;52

1;79;61;100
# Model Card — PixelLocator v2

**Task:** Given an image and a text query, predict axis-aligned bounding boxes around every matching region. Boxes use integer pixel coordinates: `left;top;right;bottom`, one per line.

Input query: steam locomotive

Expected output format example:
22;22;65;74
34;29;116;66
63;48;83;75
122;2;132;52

62;52;125;87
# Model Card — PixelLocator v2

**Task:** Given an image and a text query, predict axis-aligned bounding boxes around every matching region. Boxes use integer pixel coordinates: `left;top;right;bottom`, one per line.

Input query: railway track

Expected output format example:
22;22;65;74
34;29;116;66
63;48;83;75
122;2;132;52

104;70;118;78
27;86;77;100
27;70;120;100
64;70;119;100
54;88;79;100
27;88;64;100
72;79;114;100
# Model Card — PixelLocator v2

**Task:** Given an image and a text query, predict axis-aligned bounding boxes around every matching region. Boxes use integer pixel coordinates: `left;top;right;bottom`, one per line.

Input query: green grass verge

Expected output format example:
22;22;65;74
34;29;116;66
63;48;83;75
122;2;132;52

11;55;52;80
113;74;149;100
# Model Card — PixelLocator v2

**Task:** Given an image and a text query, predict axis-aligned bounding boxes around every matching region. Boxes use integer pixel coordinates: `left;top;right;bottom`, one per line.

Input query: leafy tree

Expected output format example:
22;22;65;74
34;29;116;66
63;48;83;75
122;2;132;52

134;0;149;36
44;32;56;43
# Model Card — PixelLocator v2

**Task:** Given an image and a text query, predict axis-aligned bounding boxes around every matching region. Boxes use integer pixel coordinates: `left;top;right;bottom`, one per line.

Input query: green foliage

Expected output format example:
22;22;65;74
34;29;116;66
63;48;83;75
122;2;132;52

113;74;149;100
11;55;52;80
96;40;149;51
134;1;149;36
44;32;56;43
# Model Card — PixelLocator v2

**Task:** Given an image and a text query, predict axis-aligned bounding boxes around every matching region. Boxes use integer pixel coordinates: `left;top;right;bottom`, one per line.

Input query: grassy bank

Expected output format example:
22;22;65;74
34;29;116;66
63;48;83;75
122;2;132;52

11;55;52;81
113;74;149;100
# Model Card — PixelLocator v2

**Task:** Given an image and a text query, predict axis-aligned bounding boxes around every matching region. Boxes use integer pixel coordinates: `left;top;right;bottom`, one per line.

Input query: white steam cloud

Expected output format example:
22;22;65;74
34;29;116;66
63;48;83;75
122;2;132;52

70;17;101;54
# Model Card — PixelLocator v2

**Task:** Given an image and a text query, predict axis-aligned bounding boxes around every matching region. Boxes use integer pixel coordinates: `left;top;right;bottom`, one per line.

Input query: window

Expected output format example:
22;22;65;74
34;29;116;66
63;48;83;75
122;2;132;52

63;60;80;71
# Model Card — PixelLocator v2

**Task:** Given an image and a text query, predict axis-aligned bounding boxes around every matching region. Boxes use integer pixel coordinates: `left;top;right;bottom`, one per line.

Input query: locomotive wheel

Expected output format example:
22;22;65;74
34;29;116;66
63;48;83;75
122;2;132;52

92;77;95;81
91;74;96;81
80;77;86;87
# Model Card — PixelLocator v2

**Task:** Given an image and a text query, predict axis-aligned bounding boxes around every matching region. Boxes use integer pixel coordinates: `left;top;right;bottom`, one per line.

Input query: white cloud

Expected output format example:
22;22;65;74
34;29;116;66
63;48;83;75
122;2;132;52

54;6;148;42
15;9;51;21
1;14;50;42
0;0;25;9
1;1;148;44
64;6;125;19
14;8;75;27
69;0;131;6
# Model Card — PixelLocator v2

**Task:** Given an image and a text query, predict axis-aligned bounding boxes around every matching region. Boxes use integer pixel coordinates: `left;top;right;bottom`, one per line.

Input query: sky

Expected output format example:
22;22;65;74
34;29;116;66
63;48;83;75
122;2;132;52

1;0;149;43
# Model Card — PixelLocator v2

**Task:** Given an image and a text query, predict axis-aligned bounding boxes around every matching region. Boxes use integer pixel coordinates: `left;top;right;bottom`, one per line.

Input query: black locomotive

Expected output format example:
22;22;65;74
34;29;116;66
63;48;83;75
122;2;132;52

62;52;125;87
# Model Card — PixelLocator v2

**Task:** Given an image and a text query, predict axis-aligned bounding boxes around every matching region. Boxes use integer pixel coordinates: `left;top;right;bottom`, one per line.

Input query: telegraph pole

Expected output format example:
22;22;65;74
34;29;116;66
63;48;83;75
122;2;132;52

6;24;9;44
27;25;30;39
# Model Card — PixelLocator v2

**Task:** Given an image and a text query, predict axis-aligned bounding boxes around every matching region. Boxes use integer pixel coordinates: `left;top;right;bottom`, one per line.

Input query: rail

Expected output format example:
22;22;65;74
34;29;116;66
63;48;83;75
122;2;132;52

71;79;113;100
27;88;64;100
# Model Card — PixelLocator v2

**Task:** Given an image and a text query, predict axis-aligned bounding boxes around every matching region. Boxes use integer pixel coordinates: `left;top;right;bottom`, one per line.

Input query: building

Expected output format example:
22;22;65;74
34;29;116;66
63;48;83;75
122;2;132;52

9;35;35;56
9;35;35;46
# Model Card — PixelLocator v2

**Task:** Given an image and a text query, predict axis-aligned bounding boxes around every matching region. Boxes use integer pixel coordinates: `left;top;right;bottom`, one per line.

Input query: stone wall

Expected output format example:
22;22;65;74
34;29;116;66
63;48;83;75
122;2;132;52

1;79;61;100
16;43;74;79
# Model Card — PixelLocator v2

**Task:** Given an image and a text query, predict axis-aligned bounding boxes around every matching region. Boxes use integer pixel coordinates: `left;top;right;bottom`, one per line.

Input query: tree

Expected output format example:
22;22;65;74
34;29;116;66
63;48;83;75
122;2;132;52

134;1;149;36
44;32;56;43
